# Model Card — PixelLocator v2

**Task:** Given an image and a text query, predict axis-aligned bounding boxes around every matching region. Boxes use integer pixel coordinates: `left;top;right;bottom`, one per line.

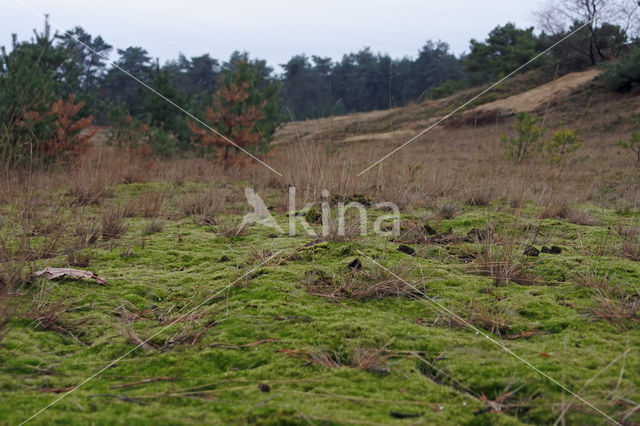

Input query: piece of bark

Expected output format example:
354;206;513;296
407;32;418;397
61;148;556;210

32;267;109;285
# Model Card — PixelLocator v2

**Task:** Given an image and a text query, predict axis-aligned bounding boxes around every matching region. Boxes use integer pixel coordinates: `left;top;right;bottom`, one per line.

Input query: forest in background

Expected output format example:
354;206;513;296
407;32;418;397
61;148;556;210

1;0;640;165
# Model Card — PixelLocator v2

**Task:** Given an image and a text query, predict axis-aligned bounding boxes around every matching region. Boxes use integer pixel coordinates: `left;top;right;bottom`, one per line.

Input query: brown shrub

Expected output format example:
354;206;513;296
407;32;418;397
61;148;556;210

26;294;86;343
134;189;172;219
177;188;221;223
437;204;459;220
467;300;512;336
101;207;127;241
474;238;537;286
309;345;391;374
617;225;640;261
575;269;640;329
144;220;164;235
303;266;416;300
66;251;92;268
67;171;113;207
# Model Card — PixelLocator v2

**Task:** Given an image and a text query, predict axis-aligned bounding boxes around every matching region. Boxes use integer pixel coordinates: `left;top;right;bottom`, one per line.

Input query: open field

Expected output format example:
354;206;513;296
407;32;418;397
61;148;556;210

1;68;640;425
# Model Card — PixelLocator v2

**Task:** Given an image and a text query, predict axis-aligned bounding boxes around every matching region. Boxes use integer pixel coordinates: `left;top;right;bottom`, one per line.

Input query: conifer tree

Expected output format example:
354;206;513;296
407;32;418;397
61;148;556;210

188;63;266;160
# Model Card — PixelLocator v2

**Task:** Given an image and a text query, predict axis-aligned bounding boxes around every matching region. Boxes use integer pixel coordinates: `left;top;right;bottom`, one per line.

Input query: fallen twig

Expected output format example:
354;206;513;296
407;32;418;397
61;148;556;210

89;393;147;405
110;377;173;389
208;337;280;349
37;386;75;393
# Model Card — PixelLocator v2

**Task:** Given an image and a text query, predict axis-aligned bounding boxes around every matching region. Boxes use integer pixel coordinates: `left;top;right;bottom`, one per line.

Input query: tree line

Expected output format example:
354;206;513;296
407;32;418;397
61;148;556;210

1;0;638;166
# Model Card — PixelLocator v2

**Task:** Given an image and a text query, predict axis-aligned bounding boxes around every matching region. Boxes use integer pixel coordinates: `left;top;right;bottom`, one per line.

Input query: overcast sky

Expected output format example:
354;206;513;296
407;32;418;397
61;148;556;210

4;0;544;72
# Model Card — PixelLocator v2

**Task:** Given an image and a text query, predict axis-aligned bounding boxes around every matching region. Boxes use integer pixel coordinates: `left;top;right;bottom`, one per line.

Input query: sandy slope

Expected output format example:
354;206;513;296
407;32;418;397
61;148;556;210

274;68;603;147
473;68;601;114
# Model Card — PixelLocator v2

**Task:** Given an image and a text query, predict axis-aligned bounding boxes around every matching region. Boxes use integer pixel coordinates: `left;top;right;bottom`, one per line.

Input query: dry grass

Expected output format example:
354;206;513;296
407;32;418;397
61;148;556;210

309;345;392;374
394;220;436;245
12;218;67;262
27;293;87;344
539;201;599;225
67;168;114;207
474;237;537;286
437;204;459;220
319;214;363;243
303;266;416;300
71;214;101;249
66;250;92;268
591;293;640;329
144;220;164;235
214;216;249;237
101;207;127;241
617;225;640;261
132;189;172;219
161;319;218;351
266;80;640;211
177;188;221;224
466;300;512;336
575;269;640;329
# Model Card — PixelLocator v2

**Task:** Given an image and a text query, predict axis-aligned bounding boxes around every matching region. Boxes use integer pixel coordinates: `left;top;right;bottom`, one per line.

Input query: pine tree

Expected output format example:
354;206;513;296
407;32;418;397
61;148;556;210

188;63;266;160
18;94;96;163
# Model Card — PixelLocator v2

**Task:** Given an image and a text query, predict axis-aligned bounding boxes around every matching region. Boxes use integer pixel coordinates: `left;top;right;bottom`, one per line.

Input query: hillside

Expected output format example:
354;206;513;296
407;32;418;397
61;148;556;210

2;66;640;425
274;67;623;148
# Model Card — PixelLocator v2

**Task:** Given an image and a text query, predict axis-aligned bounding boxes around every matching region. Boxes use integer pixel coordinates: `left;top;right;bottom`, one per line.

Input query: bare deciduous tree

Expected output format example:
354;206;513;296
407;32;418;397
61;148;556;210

535;0;640;64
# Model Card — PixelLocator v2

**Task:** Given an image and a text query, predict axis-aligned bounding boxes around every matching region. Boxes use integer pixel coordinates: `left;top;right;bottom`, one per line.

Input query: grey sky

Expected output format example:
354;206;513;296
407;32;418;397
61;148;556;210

4;0;544;72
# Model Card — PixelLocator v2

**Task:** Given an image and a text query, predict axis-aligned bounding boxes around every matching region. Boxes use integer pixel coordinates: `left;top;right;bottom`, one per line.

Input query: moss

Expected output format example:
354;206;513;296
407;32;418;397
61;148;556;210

1;187;639;424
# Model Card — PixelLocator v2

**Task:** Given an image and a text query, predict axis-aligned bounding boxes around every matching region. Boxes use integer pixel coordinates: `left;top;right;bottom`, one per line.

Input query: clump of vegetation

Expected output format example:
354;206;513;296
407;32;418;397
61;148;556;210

72;218;101;249
617;114;640;165
438;204;458;220
214;216;249;237
603;45;640;92
26;294;86;343
309;345;392;374
187;60;279;160
466;300;512;336
66;250;91;268
100;207;126;240
576;269;640;330
303;267;415;300
67;171;114;207
132;189;171;218
474;237;536;286
542;128;582;163
178;188;221;224
394;221;437;245
501;112;545;162
319;213;363;243
618;225;640;261
144;220;164;235
429;79;469;99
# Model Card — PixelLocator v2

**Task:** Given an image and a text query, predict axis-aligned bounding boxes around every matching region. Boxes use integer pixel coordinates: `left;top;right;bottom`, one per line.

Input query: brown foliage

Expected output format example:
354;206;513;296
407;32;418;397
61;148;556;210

188;76;265;159
303;267;416;300
20;95;97;162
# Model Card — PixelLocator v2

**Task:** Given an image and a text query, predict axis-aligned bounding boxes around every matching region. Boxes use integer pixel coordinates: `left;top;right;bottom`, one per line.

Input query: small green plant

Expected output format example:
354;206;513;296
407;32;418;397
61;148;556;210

618;115;640;165
428;79;468;99
543;128;582;163
500;112;544;162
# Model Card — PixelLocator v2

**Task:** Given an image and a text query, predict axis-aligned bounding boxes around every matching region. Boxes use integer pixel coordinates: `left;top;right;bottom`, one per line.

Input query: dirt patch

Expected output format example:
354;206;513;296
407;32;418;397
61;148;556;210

474;69;601;114
342;129;416;144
